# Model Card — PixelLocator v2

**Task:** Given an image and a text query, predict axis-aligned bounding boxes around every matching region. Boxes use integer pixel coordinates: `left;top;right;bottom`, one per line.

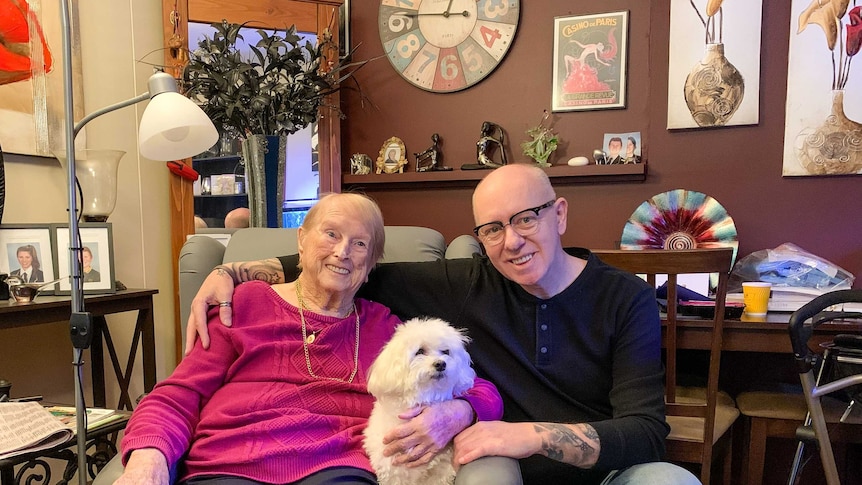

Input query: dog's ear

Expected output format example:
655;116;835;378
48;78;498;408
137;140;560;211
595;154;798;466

366;336;410;397
451;340;477;397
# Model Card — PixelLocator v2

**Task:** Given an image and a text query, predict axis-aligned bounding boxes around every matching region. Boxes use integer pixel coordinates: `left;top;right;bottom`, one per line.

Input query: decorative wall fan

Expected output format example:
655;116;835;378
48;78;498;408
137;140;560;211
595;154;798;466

621;189;738;263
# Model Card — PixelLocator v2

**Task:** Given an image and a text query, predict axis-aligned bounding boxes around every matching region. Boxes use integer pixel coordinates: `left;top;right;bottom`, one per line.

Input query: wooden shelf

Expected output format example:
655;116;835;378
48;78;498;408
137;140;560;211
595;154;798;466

342;163;647;190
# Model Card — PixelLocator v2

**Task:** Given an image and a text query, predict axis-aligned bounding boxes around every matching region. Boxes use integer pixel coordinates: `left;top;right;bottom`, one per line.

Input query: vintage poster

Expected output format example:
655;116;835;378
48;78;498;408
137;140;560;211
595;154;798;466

551;11;628;112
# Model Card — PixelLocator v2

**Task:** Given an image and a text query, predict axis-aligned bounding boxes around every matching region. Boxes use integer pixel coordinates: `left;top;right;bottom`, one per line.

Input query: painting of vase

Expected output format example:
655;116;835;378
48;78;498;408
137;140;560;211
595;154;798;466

783;0;862;176
667;0;763;129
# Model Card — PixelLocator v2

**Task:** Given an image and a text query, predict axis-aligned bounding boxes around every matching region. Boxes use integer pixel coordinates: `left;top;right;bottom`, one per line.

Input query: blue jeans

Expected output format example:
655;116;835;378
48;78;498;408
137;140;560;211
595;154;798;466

602;462;701;485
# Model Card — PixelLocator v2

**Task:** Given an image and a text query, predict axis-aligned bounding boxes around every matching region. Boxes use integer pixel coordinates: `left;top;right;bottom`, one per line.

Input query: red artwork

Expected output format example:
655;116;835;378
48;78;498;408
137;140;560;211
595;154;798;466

0;0;53;86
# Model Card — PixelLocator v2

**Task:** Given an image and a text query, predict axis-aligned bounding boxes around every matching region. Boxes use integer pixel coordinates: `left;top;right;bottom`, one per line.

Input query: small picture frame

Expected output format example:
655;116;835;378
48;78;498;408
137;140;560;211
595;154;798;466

0;224;57;293
376;137;408;174
551;10;629;112
600;131;642;164
53;223;115;294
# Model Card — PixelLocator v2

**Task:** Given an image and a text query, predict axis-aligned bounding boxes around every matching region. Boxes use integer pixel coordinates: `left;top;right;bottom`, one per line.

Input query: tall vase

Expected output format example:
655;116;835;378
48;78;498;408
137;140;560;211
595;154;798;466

796;90;862;175
242;134;286;228
683;43;745;127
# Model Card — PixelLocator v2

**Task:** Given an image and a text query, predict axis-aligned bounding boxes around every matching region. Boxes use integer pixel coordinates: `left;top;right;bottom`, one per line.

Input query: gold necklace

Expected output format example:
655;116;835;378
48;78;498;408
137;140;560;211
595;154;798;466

295;280;360;383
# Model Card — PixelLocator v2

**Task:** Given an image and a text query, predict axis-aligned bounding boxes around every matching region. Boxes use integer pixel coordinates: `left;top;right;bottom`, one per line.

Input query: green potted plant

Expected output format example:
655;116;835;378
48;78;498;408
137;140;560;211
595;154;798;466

183;20;361;227
521;110;559;167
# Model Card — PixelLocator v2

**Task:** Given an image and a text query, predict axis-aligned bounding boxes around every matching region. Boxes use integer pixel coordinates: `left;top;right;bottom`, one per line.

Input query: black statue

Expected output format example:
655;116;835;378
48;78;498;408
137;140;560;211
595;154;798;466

414;133;452;172
462;121;507;170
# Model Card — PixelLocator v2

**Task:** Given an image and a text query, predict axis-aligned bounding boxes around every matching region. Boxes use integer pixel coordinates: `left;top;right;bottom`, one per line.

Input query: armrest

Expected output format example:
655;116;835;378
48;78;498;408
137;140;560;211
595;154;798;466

179;235;227;339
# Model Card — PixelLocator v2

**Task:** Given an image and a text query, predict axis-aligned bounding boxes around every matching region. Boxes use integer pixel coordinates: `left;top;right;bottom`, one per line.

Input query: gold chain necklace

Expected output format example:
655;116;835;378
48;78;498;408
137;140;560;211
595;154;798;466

295;280;360;383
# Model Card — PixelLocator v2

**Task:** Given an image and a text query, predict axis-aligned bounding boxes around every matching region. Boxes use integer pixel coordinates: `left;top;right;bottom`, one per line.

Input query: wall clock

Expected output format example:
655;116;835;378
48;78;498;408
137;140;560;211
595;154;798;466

378;0;520;93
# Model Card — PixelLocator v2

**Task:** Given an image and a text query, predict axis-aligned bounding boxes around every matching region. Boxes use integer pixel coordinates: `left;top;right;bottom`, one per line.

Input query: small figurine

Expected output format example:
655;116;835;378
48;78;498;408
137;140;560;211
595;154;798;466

414;133;453;172
350;153;372;175
462;121;508;170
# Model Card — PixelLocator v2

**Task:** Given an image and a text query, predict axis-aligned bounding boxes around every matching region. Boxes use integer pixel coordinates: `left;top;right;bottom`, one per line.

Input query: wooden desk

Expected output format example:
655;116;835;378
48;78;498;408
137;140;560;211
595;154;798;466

669;312;862;353
0;289;158;410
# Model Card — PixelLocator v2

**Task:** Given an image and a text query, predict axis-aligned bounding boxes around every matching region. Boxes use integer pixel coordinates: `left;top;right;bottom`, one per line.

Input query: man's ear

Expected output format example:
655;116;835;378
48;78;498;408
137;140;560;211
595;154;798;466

555;198;568;235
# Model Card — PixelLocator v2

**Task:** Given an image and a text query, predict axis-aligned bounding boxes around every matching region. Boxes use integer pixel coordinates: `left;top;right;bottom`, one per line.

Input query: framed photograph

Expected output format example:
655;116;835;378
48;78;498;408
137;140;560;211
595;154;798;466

0;224;57;293
551;11;629;112
53;223;115;294
599;131;642;164
375;137;408;174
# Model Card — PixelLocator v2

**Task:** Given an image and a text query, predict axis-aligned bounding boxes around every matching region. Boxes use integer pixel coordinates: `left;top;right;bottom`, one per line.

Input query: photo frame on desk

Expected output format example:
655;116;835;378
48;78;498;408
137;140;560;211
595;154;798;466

0;224;57;294
52;223;115;294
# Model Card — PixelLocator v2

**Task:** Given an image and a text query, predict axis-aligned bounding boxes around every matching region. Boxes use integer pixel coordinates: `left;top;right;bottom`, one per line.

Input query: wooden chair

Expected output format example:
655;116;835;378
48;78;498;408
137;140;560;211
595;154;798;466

595;248;738;485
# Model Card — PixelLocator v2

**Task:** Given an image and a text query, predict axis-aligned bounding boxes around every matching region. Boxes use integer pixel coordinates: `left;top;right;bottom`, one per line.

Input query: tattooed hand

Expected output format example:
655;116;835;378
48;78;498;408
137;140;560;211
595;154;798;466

453;421;600;468
185;258;286;354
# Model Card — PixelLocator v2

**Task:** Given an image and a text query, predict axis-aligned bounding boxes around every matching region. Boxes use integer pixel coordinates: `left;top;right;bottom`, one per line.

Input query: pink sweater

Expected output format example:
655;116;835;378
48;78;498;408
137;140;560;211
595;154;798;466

121;281;503;483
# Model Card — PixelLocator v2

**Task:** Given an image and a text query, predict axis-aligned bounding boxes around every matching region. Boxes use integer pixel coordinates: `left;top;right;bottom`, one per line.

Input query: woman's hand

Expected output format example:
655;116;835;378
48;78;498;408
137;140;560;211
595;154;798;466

382;399;473;467
114;449;170;485
184;267;236;355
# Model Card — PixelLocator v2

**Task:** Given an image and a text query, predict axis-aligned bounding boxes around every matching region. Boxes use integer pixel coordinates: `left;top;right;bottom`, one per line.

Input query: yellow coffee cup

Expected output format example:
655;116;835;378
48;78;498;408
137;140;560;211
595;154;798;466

742;282;772;316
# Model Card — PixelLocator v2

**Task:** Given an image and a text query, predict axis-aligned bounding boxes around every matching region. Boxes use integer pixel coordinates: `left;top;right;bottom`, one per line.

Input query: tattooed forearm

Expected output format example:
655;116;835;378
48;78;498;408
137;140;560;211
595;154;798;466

215;258;285;285
532;423;600;468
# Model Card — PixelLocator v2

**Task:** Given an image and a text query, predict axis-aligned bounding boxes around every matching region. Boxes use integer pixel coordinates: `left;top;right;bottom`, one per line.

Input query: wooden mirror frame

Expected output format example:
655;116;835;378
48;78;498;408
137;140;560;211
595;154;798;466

161;0;343;361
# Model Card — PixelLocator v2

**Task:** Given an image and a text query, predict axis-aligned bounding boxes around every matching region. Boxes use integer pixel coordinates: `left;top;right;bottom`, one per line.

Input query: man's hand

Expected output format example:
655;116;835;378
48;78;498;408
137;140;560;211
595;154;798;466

454;421;601;468
453;421;539;464
184;267;236;355
184;258;288;355
114;449;170;485
382;399;473;467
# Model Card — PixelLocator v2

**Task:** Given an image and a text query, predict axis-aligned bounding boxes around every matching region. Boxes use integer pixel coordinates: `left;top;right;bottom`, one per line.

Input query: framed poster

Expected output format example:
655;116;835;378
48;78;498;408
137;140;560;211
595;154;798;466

552;11;629;112
53;223;115;294
0;224;56;292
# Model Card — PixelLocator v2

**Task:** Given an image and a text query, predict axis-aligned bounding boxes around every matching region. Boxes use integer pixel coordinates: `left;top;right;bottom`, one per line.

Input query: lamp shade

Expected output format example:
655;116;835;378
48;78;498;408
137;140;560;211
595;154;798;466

138;91;218;161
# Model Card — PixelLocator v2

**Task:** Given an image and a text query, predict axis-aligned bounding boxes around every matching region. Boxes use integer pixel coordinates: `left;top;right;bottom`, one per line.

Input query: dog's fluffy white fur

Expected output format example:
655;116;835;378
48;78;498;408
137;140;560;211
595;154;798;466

364;317;476;485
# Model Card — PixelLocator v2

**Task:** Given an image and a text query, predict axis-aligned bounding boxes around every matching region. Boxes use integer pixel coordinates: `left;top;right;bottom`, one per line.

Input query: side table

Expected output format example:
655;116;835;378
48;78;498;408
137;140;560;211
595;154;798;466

0;289;158;410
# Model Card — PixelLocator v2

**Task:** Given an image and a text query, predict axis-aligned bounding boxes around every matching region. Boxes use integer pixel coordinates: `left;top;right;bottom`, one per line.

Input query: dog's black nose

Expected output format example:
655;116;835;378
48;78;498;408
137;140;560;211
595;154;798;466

434;361;446;372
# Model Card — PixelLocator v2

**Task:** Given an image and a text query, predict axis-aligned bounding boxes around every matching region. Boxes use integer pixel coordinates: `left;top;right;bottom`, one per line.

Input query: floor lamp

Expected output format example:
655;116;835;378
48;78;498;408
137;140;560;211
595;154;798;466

57;2;218;484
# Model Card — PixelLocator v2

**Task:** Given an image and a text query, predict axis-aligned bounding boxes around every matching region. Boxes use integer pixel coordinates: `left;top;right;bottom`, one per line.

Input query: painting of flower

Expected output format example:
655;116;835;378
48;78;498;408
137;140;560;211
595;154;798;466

666;0;763;129
783;0;862;176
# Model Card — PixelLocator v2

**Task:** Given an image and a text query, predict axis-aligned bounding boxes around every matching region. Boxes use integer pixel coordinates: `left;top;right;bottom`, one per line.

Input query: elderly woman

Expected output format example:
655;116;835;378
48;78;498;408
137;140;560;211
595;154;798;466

117;193;502;485
11;244;43;283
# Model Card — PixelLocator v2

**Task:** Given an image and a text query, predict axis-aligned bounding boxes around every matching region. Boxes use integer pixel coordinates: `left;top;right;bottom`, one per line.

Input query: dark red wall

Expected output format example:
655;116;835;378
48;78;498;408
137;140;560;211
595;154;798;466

340;1;862;286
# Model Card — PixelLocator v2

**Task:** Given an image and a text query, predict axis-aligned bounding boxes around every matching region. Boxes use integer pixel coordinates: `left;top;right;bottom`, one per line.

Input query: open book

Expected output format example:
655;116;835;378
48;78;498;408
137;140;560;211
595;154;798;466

0;402;73;461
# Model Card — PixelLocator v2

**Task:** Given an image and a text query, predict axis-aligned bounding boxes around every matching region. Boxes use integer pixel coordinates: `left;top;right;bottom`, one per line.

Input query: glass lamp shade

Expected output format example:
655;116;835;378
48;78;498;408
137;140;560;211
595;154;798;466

138;91;218;161
56;149;125;222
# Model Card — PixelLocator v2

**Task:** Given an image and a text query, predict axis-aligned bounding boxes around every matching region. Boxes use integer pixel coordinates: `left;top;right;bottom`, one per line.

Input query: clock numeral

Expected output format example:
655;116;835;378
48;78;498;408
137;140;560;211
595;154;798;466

480;25;502;49
396;34;422;58
418;50;438;74
484;0;509;18
460;44;483;72
388;12;414;33
440;54;460;80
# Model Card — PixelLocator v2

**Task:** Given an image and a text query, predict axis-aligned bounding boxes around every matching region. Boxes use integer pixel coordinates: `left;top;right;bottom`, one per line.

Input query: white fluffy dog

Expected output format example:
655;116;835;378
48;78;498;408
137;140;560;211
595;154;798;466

364;317;476;485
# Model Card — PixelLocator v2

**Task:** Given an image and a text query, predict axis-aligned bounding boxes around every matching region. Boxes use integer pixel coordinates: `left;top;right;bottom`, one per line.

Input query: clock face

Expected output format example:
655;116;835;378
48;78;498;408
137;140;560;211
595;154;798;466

379;0;519;93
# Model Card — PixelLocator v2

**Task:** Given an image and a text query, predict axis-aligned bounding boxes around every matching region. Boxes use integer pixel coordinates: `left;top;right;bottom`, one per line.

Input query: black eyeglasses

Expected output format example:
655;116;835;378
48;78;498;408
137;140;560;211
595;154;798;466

472;200;556;246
